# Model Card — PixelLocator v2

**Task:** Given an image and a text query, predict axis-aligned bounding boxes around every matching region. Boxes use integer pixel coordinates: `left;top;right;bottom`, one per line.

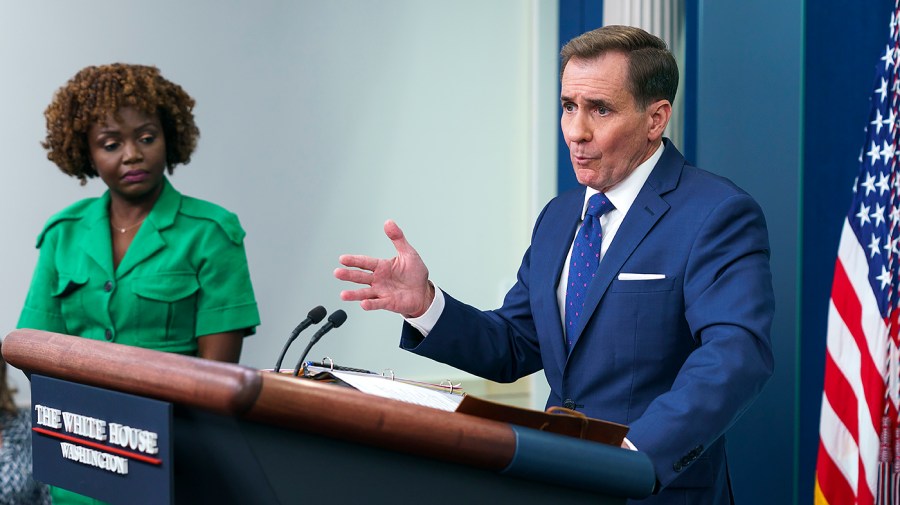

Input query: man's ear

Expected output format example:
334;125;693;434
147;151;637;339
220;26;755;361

646;100;672;141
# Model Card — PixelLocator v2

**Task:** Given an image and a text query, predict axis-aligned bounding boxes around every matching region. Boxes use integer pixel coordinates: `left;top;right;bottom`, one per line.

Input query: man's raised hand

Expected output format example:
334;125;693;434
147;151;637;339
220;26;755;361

334;220;435;318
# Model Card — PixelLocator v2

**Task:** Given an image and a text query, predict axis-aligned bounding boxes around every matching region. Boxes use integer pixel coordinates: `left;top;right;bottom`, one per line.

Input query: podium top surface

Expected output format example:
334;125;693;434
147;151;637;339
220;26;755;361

3;329;655;499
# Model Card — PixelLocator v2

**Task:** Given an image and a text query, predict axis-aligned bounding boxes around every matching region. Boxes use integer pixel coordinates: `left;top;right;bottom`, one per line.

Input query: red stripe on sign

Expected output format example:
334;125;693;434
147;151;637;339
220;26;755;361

32;426;162;465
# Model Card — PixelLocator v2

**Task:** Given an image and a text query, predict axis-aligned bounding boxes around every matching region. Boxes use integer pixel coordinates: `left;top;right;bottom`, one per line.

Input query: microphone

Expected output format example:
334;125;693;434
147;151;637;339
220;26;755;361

292;310;348;376
273;305;327;373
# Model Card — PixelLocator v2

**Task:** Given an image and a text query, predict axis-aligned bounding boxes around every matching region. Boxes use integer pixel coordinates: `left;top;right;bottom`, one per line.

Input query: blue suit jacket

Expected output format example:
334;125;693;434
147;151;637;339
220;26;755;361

401;141;774;504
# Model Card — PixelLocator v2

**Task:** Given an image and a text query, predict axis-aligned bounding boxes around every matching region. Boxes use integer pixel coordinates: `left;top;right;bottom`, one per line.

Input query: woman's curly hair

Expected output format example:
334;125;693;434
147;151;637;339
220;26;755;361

42;63;200;185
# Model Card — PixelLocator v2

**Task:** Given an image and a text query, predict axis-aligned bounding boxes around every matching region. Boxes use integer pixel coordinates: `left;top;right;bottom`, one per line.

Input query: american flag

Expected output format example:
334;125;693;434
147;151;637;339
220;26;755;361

816;3;900;504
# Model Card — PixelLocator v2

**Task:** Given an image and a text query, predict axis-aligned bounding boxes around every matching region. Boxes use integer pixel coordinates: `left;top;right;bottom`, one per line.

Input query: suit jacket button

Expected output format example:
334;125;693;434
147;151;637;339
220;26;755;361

104;329;113;341
673;461;683;472
563;399;576;410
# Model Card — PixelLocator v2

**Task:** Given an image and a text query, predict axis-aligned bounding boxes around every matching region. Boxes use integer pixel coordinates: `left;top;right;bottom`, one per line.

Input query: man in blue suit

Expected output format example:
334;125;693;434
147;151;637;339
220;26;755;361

335;25;774;504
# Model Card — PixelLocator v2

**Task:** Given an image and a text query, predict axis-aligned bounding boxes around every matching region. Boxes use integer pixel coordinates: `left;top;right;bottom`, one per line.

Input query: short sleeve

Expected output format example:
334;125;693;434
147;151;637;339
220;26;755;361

18;227;66;333
192;219;260;337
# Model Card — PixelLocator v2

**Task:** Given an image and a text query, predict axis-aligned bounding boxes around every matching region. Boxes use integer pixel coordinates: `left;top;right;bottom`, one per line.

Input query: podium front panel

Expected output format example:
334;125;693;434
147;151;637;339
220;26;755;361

31;375;173;505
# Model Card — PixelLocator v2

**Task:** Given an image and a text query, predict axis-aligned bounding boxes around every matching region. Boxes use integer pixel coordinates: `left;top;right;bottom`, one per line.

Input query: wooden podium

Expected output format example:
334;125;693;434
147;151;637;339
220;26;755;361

3;329;655;504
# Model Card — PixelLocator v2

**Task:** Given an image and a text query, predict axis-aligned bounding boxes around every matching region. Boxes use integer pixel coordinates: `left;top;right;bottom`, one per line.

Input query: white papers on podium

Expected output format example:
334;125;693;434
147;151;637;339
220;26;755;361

309;367;464;412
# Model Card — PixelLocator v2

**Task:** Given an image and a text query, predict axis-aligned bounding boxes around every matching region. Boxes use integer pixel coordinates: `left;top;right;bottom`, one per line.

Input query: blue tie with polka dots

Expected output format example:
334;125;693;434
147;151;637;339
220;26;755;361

565;193;615;348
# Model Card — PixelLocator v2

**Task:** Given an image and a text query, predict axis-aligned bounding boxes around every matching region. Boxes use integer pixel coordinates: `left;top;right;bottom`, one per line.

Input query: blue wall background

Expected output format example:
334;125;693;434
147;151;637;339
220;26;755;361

693;1;802;503
557;1;892;502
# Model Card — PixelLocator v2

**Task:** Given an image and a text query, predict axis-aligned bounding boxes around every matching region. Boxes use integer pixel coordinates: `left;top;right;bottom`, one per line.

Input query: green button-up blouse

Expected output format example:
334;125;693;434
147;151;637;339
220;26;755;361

18;178;260;355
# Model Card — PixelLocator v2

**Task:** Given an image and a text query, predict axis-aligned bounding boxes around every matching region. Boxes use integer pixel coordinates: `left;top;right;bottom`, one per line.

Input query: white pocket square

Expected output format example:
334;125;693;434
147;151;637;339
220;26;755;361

617;273;666;280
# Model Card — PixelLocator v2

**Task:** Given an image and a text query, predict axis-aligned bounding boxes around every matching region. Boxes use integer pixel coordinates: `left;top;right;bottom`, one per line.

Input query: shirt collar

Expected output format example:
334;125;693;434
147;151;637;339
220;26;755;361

91;177;181;232
580;142;665;219
145;177;181;231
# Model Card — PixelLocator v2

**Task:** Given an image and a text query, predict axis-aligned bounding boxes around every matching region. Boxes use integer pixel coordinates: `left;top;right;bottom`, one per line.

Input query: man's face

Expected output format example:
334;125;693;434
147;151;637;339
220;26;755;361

560;52;660;192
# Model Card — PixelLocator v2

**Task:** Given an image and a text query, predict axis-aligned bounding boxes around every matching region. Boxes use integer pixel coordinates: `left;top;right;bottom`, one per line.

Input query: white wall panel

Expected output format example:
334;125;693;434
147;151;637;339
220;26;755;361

0;0;559;407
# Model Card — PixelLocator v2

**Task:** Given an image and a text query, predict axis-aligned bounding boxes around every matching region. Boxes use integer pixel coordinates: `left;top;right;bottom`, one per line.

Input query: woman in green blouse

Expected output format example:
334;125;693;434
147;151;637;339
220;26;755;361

18;62;261;505
19;63;260;362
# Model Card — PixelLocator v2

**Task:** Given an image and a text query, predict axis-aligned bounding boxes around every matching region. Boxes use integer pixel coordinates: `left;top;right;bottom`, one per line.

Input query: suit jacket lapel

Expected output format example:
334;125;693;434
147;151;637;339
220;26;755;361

538;189;586;372
567;141;684;350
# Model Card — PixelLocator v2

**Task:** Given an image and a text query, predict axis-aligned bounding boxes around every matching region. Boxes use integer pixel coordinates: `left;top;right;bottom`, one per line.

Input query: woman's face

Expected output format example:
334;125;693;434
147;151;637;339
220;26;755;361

87;107;167;203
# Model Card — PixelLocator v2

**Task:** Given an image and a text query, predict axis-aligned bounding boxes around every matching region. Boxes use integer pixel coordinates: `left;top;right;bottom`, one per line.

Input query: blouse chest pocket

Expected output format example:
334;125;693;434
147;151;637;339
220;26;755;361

131;272;199;346
52;272;90;333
